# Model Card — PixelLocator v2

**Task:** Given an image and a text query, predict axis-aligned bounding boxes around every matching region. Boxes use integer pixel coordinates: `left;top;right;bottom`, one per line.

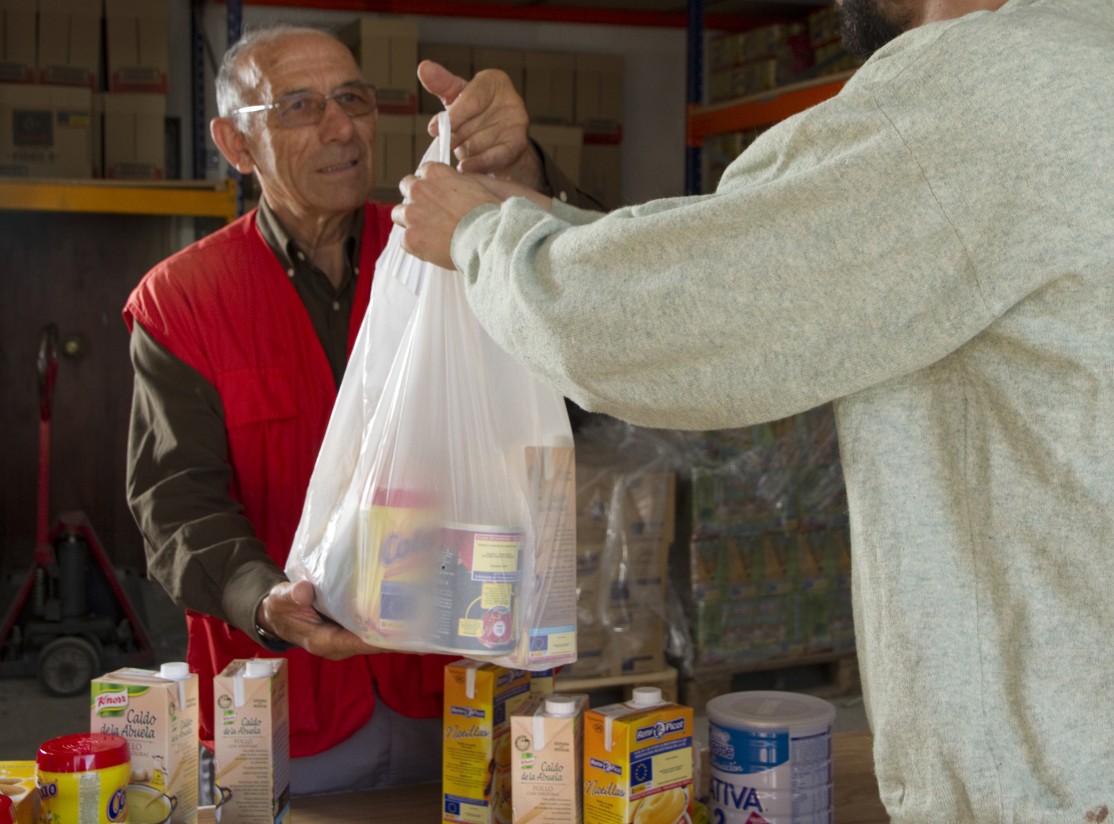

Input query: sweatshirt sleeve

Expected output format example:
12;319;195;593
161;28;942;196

126;322;287;639
450;93;996;431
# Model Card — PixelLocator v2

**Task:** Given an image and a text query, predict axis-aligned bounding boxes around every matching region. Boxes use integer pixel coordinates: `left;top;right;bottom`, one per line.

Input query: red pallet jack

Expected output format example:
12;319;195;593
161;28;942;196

0;323;155;696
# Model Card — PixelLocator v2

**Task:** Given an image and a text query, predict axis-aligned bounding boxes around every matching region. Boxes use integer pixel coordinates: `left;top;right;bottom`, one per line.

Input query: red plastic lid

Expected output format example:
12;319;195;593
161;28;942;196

36;733;129;773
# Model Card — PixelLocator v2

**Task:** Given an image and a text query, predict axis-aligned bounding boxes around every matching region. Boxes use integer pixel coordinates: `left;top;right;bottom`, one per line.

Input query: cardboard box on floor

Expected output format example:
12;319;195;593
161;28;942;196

0;0;34;83
0;83;92;177
38;0;101;88
339;16;419;114
105;0;169;92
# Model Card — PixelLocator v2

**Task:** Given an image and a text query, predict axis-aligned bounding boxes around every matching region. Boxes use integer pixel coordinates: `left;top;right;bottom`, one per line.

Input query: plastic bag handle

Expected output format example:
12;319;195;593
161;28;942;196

435;110;451;166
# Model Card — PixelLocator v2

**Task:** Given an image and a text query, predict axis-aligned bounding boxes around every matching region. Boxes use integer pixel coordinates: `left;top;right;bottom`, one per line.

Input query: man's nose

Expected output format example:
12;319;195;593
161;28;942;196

318;97;356;138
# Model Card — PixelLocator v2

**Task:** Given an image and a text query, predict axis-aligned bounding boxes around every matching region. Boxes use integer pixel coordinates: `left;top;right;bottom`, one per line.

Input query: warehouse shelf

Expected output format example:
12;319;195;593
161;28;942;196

686;69;853;146
0;178;239;221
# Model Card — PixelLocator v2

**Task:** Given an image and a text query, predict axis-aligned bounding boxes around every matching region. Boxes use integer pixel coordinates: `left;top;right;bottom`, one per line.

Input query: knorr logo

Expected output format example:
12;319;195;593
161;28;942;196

94;689;129;715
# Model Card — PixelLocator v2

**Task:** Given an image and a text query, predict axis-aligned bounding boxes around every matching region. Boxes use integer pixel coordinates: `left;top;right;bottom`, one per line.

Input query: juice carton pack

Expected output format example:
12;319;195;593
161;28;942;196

0;762;38;824
583;687;694;824
510;693;588;824
443;661;535;824
90;663;200;824
213;658;290;824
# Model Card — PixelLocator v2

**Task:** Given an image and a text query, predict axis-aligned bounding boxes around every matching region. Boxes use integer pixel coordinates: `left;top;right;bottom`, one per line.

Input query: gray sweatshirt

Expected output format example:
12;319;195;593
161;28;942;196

449;0;1114;820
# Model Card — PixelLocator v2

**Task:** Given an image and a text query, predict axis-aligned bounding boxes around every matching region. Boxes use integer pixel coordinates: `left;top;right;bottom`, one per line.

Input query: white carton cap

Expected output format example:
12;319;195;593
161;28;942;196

245;659;274;678
545;695;579;717
159;662;190;681
630;687;664;707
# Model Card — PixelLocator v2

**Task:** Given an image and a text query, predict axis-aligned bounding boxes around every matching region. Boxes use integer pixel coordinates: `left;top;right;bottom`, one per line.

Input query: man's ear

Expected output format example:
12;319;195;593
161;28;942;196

210;116;254;174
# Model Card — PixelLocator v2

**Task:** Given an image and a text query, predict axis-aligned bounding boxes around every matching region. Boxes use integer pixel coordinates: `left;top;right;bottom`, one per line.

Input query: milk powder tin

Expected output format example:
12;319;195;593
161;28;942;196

706;691;835;824
433;523;523;654
36;732;130;824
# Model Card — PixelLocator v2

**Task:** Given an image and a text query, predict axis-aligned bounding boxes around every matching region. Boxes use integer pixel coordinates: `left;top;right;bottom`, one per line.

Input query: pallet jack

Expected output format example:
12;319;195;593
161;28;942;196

0;323;155;696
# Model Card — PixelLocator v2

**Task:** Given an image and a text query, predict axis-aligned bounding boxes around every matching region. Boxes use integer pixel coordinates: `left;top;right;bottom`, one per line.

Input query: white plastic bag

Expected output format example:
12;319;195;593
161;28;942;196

287;113;577;669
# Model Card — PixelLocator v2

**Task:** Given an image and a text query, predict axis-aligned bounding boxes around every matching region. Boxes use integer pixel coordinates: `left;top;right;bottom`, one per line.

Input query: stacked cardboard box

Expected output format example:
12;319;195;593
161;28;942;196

683;407;853;667
0;0;35;84
0;82;92;177
340;16;420;114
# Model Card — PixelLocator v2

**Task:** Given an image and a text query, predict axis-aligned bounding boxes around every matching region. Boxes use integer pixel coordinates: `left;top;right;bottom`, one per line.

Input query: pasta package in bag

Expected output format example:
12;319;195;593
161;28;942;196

286;113;577;669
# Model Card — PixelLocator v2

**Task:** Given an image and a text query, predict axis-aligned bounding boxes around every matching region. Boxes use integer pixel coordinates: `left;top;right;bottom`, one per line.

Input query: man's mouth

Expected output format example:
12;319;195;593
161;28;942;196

320;159;357;173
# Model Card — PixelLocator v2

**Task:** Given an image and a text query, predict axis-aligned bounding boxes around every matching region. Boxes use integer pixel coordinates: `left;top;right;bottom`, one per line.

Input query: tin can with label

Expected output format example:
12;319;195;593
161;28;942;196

706;691;835;824
358;487;438;642
36;732;130;824
433;523;523;654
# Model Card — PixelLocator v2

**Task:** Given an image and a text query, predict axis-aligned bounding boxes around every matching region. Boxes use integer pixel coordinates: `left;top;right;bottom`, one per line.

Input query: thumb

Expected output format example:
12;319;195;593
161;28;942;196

290;579;316;608
417;59;467;108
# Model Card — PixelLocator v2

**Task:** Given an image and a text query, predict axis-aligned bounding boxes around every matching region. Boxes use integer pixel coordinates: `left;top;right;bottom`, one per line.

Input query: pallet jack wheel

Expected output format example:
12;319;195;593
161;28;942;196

36;636;100;697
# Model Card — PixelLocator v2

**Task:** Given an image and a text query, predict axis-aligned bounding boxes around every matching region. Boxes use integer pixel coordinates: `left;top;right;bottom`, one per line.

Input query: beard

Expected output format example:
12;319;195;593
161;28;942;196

838;0;913;60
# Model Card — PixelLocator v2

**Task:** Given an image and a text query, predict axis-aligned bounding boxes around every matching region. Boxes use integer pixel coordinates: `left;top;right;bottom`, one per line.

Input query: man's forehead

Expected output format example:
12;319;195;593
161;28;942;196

247;33;363;93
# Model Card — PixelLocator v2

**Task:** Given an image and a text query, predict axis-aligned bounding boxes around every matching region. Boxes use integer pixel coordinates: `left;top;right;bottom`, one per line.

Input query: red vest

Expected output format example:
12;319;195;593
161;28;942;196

123;206;452;757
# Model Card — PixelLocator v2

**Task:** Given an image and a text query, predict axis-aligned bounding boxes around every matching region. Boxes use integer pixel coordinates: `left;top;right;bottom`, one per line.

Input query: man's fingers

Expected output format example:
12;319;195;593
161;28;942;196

290;578;316;607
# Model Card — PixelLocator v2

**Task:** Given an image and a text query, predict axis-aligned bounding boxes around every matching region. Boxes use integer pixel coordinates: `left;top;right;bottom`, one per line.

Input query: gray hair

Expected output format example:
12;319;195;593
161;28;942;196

214;23;344;123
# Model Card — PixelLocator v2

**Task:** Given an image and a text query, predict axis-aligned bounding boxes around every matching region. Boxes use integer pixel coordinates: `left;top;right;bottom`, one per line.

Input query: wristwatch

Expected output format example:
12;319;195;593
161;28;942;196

254;619;294;652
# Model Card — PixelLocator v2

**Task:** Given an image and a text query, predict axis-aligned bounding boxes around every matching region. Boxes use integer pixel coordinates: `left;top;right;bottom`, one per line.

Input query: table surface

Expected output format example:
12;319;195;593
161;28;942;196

292;730;888;823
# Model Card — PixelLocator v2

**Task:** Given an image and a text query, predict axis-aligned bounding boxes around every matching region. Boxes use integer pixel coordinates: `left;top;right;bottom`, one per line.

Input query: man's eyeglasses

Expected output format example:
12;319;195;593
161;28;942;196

231;83;377;128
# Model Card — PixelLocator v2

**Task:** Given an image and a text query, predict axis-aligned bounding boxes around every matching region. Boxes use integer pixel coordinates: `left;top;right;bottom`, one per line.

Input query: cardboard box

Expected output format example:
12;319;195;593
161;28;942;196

0;83;92;177
38;0;101;87
528;123;582;187
419;42;473;114
442;661;534;824
574;53;623;137
90;665;200;824
105;0;169;92
213;659;290;824
99;92;166;178
339;16;419;113
472;47;524;98
373;112;414;201
580;143;621;209
524;51;575;125
0;0;34;83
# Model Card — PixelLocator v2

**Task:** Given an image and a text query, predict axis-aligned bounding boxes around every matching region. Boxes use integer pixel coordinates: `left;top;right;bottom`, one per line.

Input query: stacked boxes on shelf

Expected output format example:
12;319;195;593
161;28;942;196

706;22;813;104
0;0;169;180
99;0;168;179
684;406;853;667
566;447;676;680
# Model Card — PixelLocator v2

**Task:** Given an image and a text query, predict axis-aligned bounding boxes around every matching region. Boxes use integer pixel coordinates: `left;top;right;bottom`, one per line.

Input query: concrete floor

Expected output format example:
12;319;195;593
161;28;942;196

0;579;869;762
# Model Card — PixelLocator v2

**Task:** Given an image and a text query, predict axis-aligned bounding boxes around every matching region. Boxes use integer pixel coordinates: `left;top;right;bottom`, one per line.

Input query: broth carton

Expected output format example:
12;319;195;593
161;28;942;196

90;662;199;824
510;692;588;824
583;687;694;824
443;661;535;824
213;658;290;824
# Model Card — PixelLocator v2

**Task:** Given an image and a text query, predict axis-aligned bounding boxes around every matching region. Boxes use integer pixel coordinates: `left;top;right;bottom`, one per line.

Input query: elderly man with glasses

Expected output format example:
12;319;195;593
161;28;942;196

122;23;598;795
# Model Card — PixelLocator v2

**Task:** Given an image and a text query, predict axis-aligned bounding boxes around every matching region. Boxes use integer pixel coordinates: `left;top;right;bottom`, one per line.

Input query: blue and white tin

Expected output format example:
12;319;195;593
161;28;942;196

706;691;835;824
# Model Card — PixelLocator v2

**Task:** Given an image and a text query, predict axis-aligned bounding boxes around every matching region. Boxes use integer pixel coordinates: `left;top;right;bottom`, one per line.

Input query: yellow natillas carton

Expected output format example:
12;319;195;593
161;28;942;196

442;660;534;824
583;687;694;824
